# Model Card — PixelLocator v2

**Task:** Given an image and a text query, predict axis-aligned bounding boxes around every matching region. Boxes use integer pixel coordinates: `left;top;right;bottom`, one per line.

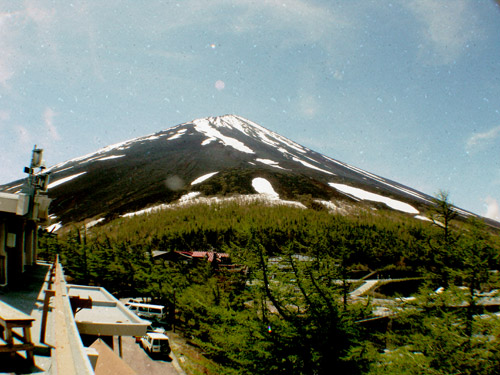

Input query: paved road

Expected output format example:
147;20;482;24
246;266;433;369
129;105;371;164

113;336;183;375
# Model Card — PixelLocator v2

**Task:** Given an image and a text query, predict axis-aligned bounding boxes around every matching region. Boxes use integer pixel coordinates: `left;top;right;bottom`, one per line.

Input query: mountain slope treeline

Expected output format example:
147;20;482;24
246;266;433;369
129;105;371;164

39;199;500;374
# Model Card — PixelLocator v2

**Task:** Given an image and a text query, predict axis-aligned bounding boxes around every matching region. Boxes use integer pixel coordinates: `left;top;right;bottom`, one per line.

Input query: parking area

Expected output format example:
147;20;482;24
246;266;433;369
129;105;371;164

113;335;184;375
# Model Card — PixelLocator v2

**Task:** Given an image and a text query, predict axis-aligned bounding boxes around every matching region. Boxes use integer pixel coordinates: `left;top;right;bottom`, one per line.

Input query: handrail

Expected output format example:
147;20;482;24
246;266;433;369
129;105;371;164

52;256;94;375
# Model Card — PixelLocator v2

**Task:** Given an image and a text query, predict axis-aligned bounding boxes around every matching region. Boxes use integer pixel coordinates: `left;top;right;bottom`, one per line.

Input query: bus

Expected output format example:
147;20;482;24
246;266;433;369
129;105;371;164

124;301;166;320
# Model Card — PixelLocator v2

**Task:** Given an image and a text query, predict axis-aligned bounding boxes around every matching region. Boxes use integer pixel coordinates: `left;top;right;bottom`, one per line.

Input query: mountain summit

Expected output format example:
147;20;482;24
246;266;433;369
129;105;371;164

0;115;478;229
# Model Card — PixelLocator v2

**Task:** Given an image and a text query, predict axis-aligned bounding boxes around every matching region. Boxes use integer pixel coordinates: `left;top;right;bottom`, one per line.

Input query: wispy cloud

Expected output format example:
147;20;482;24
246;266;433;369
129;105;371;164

0;110;10;122
44;107;61;141
466;125;500;152
0;12;18;86
333;70;344;81
16;125;31;145
0;3;57;87
141;0;349;47
0;56;15;87
405;0;481;65
24;1;56;27
484;196;499;221
298;94;319;118
230;0;348;42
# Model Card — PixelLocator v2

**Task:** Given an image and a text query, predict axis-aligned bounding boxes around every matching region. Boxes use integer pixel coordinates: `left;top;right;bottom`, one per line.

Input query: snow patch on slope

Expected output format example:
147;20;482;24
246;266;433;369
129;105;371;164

3;183;23;192
329;183;419;214
43;130;167;173
315;200;354;215
85;218;105;229
122;193;307;218
122;177;305;218
48;172;87;190
191;172;219;185
450;207;475;217
323;155;432;204
143;135;161;141
252;177;279;198
292;157;335;176
96;155;125;161
50;166;74;175
122;205;166;218
208;115;308;156
316;200;339;211
201;137;215;146
193;118;255;154
179;192;202;202
227;115;309;154
255;159;287;170
415;215;432;222
167;128;187;140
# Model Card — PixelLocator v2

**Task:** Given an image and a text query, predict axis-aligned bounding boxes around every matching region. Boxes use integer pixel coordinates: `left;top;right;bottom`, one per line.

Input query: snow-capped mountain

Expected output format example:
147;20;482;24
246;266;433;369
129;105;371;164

0;115;480;230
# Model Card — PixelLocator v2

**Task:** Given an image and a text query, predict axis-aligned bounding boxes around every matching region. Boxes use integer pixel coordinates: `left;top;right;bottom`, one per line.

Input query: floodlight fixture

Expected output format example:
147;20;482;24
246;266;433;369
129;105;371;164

31;146;44;168
36;173;51;191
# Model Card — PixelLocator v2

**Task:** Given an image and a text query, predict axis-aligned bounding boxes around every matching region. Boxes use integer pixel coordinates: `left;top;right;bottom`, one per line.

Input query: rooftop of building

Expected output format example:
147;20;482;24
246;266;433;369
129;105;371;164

0;262;59;373
0;261;149;374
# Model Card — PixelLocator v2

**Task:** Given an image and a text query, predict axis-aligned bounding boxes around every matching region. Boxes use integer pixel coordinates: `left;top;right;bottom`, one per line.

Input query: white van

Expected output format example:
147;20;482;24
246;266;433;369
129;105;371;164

124;301;166;320
141;332;171;356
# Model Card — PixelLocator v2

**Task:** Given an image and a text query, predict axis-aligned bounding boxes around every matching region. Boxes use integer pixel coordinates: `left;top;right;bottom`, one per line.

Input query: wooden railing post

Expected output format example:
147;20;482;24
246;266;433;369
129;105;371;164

39;289;55;344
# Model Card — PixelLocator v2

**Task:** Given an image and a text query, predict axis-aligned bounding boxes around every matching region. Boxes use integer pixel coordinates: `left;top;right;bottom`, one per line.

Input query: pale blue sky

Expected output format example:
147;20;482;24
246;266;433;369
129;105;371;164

0;0;499;221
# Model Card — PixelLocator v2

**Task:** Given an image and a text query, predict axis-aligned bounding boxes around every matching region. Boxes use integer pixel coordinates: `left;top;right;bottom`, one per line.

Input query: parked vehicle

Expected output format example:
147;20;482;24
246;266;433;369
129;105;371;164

135;323;165;343
140;332;171;356
124;301;166;320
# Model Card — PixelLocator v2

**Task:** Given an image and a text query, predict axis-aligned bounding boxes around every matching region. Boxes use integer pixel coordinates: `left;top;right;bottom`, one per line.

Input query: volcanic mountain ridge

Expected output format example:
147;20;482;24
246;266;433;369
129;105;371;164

0;114;482;231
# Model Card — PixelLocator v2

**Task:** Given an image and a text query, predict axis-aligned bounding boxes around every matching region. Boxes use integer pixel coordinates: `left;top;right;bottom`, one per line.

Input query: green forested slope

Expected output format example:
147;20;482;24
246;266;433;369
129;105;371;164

39;199;500;374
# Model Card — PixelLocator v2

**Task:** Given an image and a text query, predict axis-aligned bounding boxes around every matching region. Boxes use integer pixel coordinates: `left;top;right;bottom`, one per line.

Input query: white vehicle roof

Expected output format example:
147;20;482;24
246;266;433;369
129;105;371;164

146;332;169;340
126;302;164;309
